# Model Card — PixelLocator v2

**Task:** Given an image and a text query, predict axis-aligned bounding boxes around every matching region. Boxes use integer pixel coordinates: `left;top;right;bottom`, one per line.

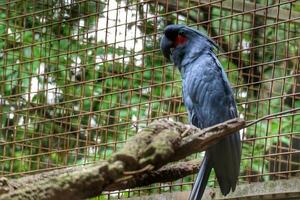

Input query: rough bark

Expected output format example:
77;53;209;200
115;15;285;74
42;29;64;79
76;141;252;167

105;159;201;191
0;118;245;200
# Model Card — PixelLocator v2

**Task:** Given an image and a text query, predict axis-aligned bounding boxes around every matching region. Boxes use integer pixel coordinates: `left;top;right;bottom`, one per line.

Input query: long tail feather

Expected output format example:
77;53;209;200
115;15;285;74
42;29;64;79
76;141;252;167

189;154;212;200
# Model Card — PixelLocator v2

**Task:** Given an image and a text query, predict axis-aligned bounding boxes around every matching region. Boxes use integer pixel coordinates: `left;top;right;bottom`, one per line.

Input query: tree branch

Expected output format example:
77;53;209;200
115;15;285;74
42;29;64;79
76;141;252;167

0;118;245;200
105;159;201;191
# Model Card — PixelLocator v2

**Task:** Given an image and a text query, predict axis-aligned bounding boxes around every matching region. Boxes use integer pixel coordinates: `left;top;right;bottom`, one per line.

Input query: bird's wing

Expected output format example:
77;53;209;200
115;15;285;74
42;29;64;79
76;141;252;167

183;52;237;128
183;52;241;195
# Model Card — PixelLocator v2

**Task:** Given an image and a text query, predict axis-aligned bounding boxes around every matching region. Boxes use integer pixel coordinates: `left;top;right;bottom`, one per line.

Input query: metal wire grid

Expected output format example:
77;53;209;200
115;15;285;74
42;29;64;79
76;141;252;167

0;0;299;199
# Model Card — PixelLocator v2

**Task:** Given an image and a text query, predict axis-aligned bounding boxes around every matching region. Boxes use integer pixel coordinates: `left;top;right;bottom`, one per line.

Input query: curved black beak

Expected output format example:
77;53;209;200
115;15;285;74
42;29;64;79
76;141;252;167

160;35;173;61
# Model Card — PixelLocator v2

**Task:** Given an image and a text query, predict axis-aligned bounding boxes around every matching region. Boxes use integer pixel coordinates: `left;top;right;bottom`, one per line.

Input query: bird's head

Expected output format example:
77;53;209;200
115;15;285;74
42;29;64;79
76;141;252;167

160;24;218;66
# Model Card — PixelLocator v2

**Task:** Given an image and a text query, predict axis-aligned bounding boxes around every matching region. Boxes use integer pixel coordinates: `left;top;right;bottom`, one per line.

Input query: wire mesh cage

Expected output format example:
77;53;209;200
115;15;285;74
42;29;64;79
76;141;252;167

0;0;299;199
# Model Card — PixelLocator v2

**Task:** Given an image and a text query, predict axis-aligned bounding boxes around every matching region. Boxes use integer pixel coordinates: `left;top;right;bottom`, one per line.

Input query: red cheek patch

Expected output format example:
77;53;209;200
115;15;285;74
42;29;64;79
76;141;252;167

175;35;187;46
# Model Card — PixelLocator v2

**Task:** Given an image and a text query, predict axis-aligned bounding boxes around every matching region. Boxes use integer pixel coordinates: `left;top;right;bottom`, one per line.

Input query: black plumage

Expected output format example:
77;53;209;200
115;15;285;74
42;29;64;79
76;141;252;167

160;24;241;200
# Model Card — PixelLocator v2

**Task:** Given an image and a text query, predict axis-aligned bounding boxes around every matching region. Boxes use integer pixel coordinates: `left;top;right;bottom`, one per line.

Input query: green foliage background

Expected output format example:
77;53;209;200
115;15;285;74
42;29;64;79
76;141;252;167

0;0;299;198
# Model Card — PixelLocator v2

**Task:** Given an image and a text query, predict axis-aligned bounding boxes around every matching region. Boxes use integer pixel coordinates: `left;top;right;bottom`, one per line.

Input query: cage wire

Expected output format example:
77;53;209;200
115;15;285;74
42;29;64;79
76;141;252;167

0;0;299;199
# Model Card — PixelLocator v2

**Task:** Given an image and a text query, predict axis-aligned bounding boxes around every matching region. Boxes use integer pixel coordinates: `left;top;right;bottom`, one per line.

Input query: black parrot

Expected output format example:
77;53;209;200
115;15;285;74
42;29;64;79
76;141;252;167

160;24;241;200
